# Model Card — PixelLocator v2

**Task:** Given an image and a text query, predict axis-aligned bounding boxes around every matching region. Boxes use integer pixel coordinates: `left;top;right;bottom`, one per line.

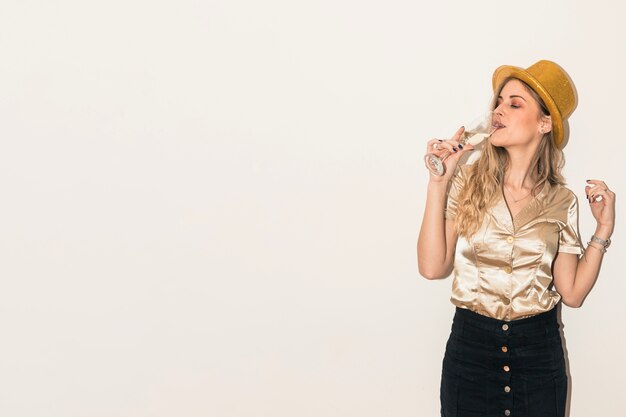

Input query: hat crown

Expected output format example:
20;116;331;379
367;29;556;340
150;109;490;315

524;60;576;119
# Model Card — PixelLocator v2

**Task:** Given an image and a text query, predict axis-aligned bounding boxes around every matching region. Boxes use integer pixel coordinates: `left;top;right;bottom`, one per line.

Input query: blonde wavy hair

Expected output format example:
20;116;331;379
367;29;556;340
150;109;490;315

455;77;567;239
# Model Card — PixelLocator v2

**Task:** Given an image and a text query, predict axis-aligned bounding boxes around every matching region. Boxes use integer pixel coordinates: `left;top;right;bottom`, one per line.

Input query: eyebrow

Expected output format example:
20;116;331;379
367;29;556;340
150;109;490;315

498;95;527;102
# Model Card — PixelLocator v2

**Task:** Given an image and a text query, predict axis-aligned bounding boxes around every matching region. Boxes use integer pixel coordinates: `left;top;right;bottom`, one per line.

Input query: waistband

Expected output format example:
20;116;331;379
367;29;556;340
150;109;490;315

453;306;558;333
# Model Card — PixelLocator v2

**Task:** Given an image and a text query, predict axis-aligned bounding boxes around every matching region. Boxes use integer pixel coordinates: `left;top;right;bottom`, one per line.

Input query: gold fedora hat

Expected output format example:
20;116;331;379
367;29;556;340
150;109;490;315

492;60;578;149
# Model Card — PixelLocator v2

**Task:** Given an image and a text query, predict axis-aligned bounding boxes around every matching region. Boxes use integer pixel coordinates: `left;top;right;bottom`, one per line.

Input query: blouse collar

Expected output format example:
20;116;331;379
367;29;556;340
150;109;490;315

492;180;553;233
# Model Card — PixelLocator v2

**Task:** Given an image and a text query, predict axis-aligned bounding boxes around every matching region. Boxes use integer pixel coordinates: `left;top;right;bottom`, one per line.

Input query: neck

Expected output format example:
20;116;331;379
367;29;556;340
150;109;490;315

503;146;539;192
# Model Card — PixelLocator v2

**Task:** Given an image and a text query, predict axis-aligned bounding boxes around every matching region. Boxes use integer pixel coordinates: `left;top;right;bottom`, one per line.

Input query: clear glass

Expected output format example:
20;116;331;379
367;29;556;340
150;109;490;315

424;111;495;176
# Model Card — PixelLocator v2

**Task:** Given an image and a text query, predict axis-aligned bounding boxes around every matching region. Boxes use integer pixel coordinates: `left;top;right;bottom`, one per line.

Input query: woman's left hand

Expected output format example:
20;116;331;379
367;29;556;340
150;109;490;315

585;179;615;235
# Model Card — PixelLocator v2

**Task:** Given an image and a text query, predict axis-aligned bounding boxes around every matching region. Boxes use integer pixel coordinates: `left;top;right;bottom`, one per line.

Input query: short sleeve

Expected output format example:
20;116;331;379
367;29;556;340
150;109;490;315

558;193;584;255
444;165;467;221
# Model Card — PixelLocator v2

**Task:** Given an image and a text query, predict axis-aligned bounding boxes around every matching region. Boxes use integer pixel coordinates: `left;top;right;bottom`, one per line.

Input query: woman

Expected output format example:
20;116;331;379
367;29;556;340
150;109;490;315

417;60;615;417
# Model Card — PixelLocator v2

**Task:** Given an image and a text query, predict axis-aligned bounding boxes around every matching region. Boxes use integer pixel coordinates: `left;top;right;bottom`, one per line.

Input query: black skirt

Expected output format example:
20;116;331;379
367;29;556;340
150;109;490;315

440;307;567;417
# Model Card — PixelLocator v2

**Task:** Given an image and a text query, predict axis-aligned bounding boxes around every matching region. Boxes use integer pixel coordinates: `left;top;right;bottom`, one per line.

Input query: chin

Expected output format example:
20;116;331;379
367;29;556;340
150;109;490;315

488;131;511;148
488;137;505;148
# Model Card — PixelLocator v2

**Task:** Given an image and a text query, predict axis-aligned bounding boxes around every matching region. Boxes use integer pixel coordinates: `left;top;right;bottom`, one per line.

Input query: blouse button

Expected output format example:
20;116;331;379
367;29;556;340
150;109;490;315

502;324;509;331
505;410;511;416
503;365;510;372
504;385;511;393
504;265;513;274
506;236;514;244
501;346;508;352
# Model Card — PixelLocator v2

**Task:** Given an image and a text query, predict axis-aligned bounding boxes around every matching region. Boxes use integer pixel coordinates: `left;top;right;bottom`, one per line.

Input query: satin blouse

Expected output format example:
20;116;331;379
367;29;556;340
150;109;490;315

445;164;584;321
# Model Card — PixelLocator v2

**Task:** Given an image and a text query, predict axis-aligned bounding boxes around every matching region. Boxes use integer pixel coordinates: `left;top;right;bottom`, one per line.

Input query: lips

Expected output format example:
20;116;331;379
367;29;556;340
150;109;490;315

492;121;506;129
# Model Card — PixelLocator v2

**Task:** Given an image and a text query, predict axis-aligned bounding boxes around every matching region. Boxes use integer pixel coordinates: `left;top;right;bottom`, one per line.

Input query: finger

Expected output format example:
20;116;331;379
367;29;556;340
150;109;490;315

586;185;612;194
586;179;608;189
438;139;474;154
450;143;475;154
451;126;465;142
585;180;608;200
587;188;612;203
439;140;458;152
425;138;445;153
586;184;614;199
458;142;474;152
450;144;474;160
426;141;437;151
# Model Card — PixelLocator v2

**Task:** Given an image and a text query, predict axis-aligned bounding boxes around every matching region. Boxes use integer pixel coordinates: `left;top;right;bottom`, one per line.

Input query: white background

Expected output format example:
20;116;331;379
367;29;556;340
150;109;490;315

0;1;623;416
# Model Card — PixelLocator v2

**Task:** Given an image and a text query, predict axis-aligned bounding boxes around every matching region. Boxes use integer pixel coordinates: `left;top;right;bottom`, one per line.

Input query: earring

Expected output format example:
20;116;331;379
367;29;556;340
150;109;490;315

539;128;545;134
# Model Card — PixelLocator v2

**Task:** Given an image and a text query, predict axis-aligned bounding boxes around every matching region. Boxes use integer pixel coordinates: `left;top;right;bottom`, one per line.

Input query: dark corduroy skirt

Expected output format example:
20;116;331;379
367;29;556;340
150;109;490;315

440;307;567;417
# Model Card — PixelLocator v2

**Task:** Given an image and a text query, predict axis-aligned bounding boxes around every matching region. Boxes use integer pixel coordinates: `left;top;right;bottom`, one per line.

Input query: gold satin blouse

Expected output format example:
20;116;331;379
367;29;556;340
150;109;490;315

445;164;584;321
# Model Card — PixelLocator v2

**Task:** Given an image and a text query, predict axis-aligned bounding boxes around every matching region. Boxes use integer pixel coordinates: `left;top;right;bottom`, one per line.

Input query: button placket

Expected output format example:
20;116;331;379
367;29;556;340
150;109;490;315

500;323;513;415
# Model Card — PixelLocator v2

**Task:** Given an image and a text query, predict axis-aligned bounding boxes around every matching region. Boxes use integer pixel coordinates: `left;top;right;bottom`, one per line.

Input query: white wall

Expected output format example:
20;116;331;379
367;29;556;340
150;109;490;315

0;1;623;416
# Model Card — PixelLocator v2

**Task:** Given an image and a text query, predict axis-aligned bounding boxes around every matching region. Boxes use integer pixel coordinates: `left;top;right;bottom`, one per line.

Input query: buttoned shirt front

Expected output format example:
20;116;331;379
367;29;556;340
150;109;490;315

445;164;584;321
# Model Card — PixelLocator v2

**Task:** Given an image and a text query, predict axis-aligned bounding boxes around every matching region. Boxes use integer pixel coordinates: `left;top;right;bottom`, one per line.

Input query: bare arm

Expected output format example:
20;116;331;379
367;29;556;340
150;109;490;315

553;225;611;307
417;183;458;279
417;127;473;280
553;181;615;307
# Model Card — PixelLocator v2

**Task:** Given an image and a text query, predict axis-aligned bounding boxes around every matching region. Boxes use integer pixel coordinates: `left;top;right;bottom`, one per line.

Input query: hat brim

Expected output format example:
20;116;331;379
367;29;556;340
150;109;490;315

492;65;564;149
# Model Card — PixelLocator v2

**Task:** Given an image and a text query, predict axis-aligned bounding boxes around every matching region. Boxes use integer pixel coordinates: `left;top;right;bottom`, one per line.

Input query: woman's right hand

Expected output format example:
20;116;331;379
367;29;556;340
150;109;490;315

425;126;475;183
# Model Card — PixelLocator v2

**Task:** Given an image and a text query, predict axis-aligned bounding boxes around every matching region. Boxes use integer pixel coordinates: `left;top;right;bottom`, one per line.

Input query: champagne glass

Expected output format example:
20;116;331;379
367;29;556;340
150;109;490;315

424;111;495;176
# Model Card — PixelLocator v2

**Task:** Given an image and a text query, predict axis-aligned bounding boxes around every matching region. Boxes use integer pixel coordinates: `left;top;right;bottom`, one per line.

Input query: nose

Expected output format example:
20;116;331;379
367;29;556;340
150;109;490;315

493;103;504;117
